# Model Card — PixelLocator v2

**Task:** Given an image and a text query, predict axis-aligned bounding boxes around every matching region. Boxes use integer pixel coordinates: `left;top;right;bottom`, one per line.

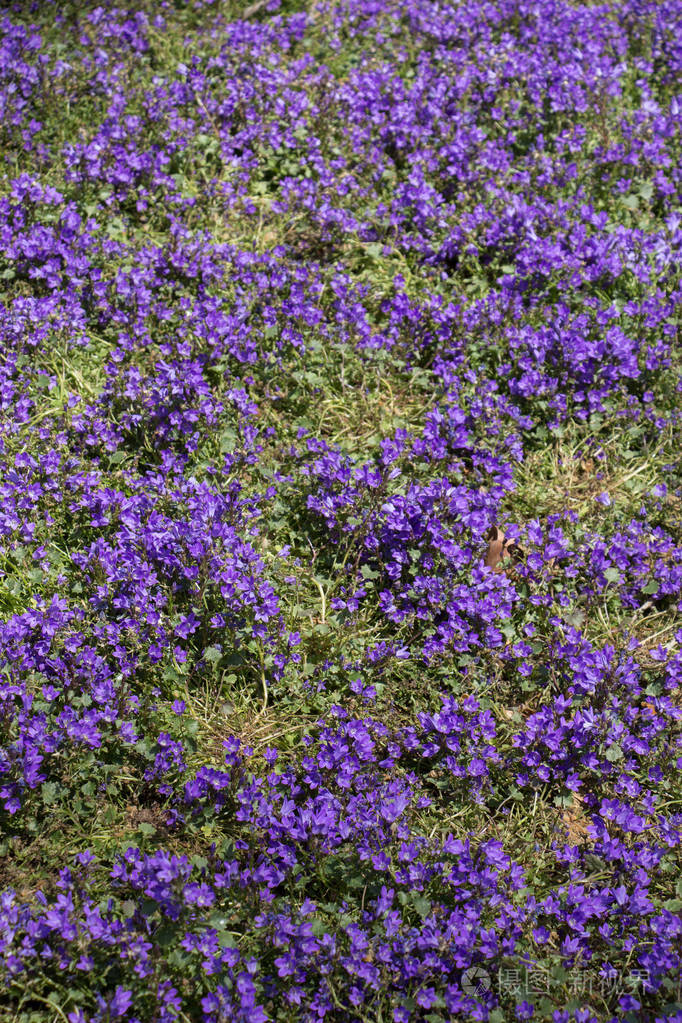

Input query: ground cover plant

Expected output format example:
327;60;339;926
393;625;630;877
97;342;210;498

0;0;681;1020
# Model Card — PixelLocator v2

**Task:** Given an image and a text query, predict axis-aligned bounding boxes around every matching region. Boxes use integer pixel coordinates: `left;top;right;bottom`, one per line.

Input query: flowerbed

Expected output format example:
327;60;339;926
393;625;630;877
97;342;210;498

0;1;681;1020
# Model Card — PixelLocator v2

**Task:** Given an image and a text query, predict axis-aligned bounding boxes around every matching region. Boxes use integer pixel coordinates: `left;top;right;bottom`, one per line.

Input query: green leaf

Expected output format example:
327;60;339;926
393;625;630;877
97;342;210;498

41;782;58;805
604;743;623;762
412;896;431;918
360;564;379;580
155;924;179;948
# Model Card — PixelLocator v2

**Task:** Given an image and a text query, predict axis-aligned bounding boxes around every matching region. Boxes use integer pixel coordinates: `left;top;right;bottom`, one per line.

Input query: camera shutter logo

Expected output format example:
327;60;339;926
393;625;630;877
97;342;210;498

461;966;492;996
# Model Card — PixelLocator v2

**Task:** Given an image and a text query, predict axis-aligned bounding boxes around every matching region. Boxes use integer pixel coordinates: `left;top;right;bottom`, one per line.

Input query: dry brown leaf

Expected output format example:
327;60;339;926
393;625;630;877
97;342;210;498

485;525;506;570
561;792;590;845
484;526;525;573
